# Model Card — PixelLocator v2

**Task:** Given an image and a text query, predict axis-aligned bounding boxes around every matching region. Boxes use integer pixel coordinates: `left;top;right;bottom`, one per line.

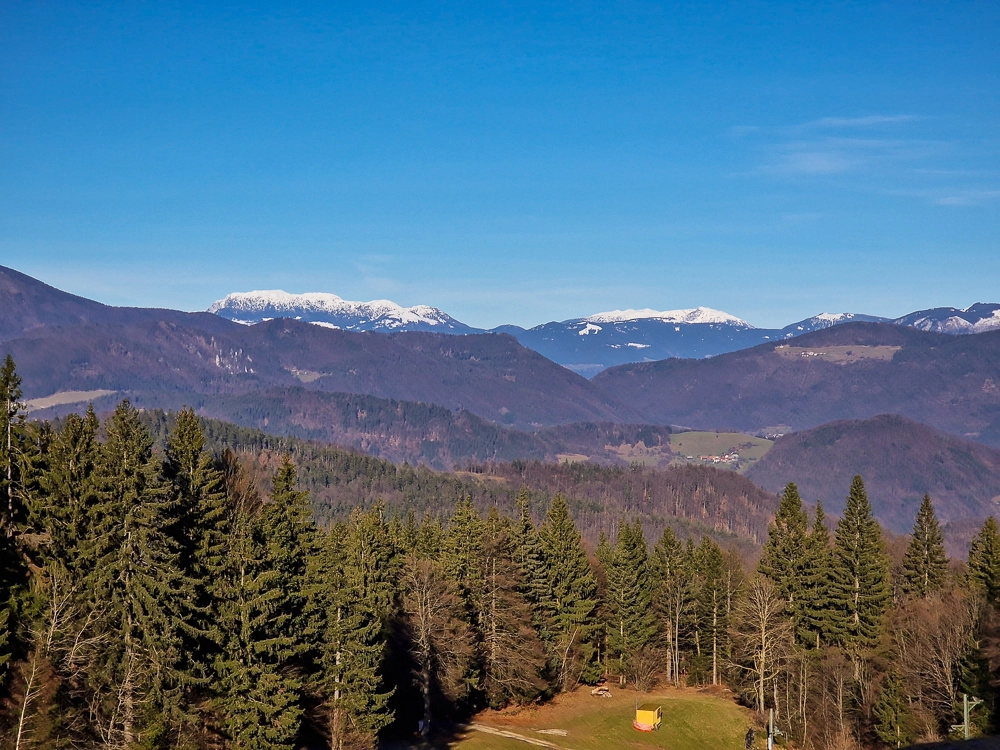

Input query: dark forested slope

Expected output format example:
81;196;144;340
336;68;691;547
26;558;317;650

593;323;1000;445
746;414;1000;533
0;266;634;429
142;413;777;550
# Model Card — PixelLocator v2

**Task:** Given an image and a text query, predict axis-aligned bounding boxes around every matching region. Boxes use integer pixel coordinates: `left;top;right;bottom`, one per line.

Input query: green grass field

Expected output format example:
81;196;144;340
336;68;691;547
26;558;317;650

668;431;773;473
414;686;759;750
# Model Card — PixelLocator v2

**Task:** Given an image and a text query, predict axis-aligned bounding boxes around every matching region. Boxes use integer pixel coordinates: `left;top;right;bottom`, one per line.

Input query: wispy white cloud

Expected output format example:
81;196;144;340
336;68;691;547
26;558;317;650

885;188;1000;206
810;114;918;128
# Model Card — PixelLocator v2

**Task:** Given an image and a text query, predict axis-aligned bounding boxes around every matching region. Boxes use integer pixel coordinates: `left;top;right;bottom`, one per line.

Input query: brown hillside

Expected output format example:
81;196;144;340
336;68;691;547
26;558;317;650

593;322;1000;447
746;414;1000;533
0;266;636;429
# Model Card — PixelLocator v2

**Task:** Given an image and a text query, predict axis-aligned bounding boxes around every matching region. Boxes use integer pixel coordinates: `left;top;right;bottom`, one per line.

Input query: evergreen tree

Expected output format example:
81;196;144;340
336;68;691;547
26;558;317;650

649;525;693;685
163;408;229;696
480;507;547;706
798;502;832;648
604;520;655;681
443;496;485;629
538;494;599;690
827;476;892;649
968;517;1000;603
509;490;553;641
758;483;810;634
215;456;306;750
873;670;913;748
693;537;727;685
0;354;24;535
37;408;100;577
85;401;195;745
315;508;397;750
901;495;949;598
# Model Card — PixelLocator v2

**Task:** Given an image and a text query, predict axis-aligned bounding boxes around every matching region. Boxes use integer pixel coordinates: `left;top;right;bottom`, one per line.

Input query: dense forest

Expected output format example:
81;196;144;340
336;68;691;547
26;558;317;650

0;355;999;749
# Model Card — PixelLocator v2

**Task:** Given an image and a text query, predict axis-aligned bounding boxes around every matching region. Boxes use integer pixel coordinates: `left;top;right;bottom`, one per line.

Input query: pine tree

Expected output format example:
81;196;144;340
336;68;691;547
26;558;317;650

873;670;913;748
798;502;832;648
37;408;100;577
538;494;599;690
163;408;229;701
968;517;1000;603
443;496;485;628
649;525;693;685
480;507;547;706
827;476;892;649
604;520;655;682
0;354;24;536
315;508;397;750
215;456;306;749
758;483;810;626
901;495;949;598
85;401;195;744
510;490;553;651
694;537;727;685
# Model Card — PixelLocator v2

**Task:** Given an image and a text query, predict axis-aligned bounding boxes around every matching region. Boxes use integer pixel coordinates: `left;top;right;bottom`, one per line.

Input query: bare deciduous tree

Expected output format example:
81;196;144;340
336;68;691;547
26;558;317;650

401;557;474;737
730;575;793;713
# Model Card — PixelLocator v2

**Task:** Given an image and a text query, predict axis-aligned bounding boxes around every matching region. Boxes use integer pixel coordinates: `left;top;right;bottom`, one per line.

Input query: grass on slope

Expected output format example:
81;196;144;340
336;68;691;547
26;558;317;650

669;431;773;473
423;686;758;750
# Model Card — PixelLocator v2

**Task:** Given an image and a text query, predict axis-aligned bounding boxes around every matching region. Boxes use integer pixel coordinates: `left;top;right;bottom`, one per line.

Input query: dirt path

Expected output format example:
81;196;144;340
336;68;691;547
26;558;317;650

465;723;576;750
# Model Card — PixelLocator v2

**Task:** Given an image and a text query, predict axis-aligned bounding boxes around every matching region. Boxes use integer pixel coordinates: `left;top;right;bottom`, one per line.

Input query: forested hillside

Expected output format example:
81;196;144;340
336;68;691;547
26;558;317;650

141;412;773;551
593;323;1000;445
2;357;1000;749
747;414;1000;533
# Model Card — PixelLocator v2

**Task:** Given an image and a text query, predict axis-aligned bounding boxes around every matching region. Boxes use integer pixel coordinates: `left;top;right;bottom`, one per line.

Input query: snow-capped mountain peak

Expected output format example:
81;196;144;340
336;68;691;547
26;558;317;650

208;290;479;333
582;306;752;327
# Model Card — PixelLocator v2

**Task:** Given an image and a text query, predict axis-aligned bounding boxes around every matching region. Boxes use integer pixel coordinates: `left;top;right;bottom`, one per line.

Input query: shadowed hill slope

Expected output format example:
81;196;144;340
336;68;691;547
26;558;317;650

0;267;636;429
593;323;1000;446
746;414;1000;533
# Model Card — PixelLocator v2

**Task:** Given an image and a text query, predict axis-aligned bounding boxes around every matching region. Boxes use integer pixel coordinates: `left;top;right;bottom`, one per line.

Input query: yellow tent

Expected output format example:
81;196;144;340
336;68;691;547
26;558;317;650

633;703;662;732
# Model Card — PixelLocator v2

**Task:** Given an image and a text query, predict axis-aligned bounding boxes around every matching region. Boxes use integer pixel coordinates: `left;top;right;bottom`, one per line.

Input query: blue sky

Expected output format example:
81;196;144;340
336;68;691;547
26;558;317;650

2;2;998;328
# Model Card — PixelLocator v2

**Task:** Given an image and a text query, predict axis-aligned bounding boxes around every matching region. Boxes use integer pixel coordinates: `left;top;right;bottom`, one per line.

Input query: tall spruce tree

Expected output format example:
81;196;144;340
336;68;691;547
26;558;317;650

0;355;24;536
85;401;194;745
604;520;655;681
649;525;693;685
968;517;1000;603
443;497;485;629
37;408;100;578
538;494;598;690
901;495;949;598
480;507;547;706
873;670;913;748
163;408;229;695
758;483;810;621
216;456;308;749
694;537;727;685
315;508;397;750
509;490;553;642
798;502;832;648
827;476;892;649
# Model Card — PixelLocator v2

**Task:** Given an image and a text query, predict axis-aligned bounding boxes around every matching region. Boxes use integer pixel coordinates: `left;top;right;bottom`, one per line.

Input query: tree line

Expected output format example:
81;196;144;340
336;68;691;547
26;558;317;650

1;356;1000;748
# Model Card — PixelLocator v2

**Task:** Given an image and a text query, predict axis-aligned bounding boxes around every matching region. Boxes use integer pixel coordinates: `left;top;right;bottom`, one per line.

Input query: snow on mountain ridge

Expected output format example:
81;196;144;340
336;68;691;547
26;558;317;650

583;306;752;327
208;290;454;328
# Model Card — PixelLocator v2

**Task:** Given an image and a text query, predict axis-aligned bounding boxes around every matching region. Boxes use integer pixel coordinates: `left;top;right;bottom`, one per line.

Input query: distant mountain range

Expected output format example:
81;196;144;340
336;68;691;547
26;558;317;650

206;289;1000;373
10;264;1000;539
209;290;479;333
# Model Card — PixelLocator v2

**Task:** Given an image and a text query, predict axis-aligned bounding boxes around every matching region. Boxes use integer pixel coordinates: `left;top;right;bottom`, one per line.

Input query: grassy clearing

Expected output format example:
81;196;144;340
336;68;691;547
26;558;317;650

774;344;900;364
24;389;116;412
668;432;773;473
413;685;758;750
